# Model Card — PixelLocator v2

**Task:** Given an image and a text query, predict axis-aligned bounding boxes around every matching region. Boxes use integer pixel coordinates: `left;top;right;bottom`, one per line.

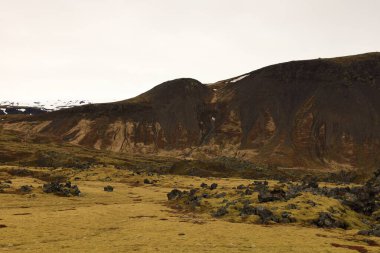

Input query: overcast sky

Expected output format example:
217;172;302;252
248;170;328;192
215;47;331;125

1;0;379;102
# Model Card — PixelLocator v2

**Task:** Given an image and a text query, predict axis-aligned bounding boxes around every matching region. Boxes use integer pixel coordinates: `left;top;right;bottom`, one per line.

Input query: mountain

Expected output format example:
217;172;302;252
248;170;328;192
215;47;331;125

3;52;380;170
0;100;91;115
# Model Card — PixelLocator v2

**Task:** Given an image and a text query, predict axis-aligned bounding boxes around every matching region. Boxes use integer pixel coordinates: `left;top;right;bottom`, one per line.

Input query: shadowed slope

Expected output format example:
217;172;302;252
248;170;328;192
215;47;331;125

3;53;380;170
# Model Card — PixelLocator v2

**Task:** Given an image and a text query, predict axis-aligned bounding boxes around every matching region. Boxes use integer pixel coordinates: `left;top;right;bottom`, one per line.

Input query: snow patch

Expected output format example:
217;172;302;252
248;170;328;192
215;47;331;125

0;100;91;112
229;74;250;83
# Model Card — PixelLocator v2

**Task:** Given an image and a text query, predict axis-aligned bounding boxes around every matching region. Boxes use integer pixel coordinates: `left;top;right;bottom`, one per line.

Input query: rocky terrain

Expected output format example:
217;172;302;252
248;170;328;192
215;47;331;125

3;52;380;171
1;52;380;252
167;169;380;234
1;165;380;253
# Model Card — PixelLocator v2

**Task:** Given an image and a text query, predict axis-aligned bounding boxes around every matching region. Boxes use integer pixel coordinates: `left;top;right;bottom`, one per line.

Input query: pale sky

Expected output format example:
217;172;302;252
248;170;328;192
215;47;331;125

1;0;379;102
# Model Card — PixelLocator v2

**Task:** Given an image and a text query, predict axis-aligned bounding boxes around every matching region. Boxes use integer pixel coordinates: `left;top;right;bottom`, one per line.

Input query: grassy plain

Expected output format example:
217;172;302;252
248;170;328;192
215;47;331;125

1;166;379;253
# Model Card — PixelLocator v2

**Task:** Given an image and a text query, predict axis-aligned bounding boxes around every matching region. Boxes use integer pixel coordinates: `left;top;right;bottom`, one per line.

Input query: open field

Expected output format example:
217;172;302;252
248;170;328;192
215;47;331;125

1;166;380;253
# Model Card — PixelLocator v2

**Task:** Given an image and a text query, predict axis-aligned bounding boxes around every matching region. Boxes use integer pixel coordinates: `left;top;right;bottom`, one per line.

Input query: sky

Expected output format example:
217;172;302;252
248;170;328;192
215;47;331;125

1;0;379;102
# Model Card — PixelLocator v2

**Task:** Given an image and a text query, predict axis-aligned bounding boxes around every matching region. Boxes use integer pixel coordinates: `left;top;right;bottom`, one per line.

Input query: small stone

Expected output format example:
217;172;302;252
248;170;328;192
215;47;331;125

200;183;208;189
167;189;183;200
210;183;218;190
104;185;114;192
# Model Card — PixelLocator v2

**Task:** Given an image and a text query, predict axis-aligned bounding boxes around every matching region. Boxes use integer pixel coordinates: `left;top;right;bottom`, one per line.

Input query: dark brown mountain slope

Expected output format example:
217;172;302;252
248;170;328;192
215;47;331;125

4;52;380;170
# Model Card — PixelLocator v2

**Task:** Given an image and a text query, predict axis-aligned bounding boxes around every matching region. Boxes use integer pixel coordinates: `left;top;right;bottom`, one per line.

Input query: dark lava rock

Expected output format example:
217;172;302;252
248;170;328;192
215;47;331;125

306;200;317;207
312;170;380;215
366;169;380;193
253;181;269;192
200;183;208;189
167;189;183;200
358;230;372;236
104;185;114;192
210;183;218;190
19;185;33;193
239;204;278;223
258;188;286;202
307;181;319;189
302;176;319;189
214;192;226;198
189;188;198;196
144;179;153;184
244;188;254;195
280;211;297;223
181;193;203;208
202;193;210;198
255;206;278;223
313;212;348;229
358;226;380;237
43;181;81;197
213;206;228;217
240;204;257;216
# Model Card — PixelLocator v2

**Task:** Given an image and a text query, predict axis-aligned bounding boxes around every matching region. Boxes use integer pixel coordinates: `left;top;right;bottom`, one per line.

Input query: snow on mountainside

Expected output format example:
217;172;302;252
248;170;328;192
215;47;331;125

0;100;91;115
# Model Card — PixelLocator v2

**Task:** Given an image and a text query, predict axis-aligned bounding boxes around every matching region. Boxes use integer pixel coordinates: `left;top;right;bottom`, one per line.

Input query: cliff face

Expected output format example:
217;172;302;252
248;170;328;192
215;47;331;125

5;53;380;169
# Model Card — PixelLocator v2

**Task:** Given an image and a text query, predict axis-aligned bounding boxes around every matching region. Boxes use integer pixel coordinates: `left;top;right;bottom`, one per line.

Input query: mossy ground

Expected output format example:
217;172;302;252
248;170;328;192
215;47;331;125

170;180;369;230
1;166;379;252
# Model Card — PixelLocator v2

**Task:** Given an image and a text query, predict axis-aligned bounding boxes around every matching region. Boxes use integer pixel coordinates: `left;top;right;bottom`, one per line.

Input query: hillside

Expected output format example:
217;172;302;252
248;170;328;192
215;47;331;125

3;52;380;171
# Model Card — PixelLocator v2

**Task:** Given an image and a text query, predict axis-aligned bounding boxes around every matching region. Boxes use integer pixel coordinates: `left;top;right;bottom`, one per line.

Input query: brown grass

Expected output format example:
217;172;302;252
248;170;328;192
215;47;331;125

0;166;379;252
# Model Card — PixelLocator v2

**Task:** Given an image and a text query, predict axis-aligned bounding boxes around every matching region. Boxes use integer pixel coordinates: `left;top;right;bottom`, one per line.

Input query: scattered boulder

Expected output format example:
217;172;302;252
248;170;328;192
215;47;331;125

210;183;218;190
306;200;317;207
358;225;380;237
239;204;279;223
253;181;269;192
18;185;33;193
255;206;277;223
43;181;81;197
201;193;210;198
144;179;153;184
280;211;296;223
313;212;348;229
104;185;114;192
214;192;227;198
167;189;183;200
358;230;372;236
200;183;208;189
189;188;198;195
185;194;202;208
213;206;228;217
302;176;319;189
240;204;257;216
258;188;286;202
244;188;254;195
